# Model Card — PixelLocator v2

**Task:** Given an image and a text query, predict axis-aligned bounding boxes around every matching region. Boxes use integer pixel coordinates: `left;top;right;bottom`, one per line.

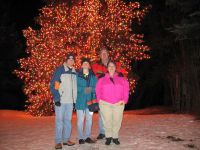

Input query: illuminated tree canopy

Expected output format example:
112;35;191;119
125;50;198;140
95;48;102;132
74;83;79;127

15;0;150;116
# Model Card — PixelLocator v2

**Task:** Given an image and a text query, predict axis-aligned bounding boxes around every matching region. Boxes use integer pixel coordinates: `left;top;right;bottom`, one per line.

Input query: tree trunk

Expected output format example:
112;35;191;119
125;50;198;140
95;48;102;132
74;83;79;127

168;39;200;115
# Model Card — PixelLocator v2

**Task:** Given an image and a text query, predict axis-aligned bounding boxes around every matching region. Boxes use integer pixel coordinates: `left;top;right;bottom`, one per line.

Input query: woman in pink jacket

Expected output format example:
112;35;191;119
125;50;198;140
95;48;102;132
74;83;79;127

96;61;129;145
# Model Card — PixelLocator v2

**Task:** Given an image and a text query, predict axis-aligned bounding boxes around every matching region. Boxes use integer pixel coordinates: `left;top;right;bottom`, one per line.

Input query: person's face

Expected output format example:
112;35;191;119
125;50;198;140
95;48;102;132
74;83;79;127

100;49;109;61
107;62;116;74
66;56;75;66
82;62;90;69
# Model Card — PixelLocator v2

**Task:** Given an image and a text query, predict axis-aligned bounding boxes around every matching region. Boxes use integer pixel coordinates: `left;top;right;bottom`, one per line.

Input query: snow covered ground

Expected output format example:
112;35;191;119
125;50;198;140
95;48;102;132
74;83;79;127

0;108;200;150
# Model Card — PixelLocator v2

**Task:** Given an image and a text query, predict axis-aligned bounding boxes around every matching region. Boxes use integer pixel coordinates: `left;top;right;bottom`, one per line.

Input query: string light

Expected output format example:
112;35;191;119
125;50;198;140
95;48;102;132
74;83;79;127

14;0;150;116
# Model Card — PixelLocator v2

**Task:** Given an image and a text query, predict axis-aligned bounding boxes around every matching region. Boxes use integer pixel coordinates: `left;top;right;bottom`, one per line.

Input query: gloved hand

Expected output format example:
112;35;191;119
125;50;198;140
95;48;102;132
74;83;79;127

55;101;61;107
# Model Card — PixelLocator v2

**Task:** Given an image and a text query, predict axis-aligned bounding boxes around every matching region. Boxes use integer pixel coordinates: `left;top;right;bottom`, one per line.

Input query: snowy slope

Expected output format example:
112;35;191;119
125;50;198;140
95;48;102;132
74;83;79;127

0;108;200;150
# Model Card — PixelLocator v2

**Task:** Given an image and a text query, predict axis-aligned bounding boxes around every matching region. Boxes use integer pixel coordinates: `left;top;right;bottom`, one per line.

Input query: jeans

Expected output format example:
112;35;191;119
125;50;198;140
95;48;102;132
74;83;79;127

77;108;93;139
55;103;73;144
98;110;105;134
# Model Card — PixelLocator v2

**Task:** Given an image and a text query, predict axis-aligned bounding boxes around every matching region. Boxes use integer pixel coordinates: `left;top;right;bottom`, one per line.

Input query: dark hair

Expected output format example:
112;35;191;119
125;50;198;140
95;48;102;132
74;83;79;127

99;46;109;54
107;61;116;68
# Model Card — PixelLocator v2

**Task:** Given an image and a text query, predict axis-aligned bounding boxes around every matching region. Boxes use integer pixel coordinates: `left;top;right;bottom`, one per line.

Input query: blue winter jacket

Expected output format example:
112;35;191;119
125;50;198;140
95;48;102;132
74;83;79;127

75;69;97;110
50;63;77;103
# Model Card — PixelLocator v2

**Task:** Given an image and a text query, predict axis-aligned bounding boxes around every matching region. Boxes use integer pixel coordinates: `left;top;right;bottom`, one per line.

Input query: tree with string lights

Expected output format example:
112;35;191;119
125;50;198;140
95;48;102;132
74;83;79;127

15;0;150;116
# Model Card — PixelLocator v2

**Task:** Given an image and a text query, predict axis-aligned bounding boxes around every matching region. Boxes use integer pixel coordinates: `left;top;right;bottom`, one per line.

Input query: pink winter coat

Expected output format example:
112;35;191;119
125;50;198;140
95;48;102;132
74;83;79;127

96;73;129;104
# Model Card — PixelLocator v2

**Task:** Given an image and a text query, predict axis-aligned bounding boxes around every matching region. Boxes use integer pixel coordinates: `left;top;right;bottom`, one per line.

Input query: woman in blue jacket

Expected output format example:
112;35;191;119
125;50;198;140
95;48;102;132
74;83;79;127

76;58;97;144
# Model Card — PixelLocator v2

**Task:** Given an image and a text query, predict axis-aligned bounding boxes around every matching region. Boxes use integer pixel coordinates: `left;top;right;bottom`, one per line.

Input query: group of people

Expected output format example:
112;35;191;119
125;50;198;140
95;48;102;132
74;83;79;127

50;47;130;149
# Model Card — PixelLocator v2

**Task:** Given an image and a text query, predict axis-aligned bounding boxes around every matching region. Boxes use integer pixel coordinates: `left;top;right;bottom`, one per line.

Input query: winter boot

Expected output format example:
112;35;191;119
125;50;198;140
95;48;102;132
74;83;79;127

113;138;120;145
105;137;112;145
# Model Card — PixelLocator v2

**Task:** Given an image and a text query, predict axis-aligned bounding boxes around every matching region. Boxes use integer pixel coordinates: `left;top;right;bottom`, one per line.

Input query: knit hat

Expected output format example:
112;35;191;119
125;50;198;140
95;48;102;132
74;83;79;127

81;57;91;64
66;53;75;60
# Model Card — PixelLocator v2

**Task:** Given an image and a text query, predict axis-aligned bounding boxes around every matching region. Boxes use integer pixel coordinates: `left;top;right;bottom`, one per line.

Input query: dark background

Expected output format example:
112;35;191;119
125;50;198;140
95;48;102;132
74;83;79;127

0;0;44;109
0;0;200;115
